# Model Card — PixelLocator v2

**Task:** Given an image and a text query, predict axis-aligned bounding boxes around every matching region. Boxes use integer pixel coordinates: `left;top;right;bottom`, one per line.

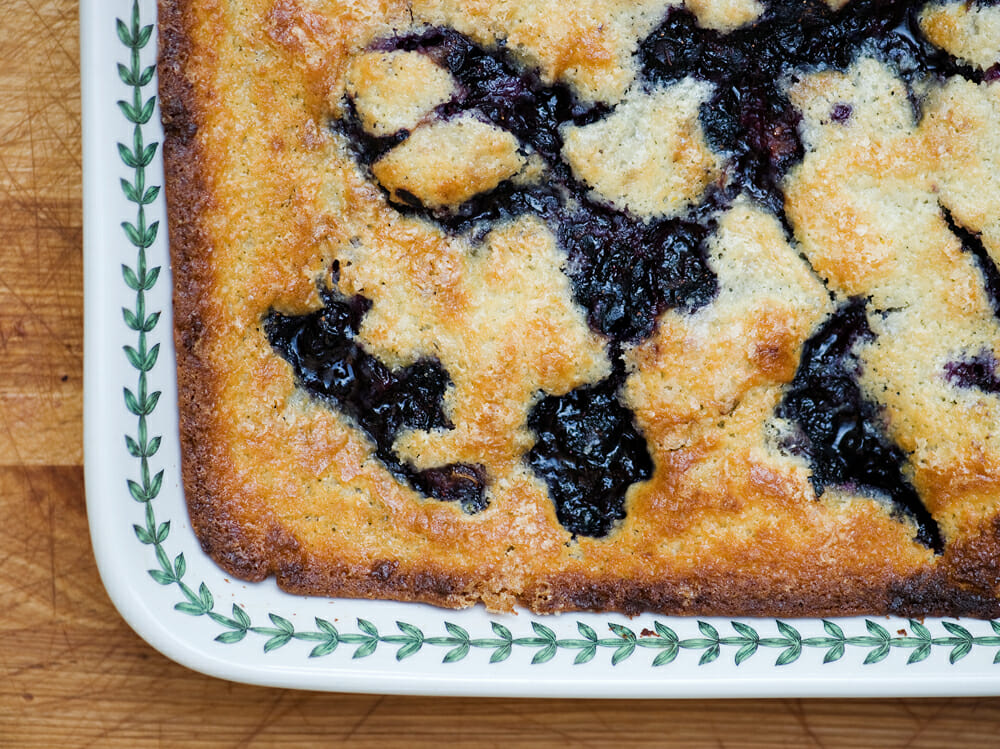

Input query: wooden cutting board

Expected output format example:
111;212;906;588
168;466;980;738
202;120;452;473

3;1;1000;745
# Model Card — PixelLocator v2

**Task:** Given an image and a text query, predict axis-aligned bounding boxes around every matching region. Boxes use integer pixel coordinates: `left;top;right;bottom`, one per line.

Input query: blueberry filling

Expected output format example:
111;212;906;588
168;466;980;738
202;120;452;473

945;350;1000;394
777;299;943;551
698;81;803;217
641;0;913;84
265;279;488;512
525;367;653;537
410;463;489;511
415;180;567;238
335;98;410;167
558;202;718;342
376;27;606;165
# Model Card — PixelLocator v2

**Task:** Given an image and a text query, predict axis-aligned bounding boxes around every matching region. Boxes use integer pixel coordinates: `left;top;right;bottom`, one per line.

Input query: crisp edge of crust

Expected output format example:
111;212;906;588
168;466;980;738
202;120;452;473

160;0;278;583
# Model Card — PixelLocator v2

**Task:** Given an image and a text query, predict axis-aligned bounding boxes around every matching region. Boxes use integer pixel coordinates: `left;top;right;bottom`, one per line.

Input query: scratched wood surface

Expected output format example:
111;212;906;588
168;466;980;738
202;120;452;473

3;1;1000;746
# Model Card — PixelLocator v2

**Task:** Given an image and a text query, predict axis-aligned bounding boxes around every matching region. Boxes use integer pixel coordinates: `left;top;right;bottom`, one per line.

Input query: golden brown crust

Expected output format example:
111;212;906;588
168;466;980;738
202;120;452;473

161;0;1000;617
561;78;721;219
372;116;527;209
161;0;283;582
919;2;1000;73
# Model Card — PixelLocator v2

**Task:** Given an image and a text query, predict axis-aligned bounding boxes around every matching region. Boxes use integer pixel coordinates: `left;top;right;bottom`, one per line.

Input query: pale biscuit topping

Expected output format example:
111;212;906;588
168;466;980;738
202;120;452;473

561;78;721;219
923;77;1000;266
685;0;763;31
372;115;526;209
345;51;457;135
787;59;921;302
920;2;1000;72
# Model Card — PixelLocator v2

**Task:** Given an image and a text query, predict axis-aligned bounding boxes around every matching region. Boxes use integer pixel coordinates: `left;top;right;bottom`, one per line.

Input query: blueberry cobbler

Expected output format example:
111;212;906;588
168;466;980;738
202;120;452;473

160;0;1000;615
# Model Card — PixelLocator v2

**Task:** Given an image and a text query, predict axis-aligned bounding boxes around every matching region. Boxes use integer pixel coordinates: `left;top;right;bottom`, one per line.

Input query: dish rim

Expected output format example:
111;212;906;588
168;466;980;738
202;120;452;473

81;0;1000;697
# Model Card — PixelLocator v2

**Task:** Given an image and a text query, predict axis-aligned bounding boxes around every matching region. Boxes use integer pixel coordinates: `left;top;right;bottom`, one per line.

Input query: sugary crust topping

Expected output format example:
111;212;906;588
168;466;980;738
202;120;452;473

685;0;763;31
371;115;526;208
625;199;832;437
920;2;1000;72
924;77;1000;258
785;58;1000;534
410;0;675;103
561;78;721;218
391;217;611;473
345;50;456;135
162;0;1000;616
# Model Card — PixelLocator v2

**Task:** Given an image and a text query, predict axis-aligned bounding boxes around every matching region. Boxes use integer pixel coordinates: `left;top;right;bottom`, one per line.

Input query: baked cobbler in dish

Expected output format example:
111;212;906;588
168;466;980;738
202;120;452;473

161;0;1000;616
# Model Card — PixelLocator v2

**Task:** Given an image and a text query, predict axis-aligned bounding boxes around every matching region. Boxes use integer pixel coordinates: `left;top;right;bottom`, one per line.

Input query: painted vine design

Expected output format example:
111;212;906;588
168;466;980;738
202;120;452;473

117;0;1000;669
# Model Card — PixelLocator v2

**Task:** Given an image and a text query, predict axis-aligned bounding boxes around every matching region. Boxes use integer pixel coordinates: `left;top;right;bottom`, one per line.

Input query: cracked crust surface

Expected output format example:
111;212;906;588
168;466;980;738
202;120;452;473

162;0;1000;617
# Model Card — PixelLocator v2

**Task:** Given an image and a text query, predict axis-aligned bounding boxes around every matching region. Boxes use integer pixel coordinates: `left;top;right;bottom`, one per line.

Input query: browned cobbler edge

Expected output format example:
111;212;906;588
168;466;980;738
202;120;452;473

159;0;1000;618
160;0;275;584
159;0;481;608
270;532;1000;618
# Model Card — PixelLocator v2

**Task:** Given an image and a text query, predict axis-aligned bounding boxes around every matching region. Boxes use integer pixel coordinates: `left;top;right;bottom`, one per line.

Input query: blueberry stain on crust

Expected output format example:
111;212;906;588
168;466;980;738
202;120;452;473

943;207;1000;320
777;299;943;552
945;350;1000;394
265;281;488;513
375;27;606;165
335;98;410;167
939;208;1000;398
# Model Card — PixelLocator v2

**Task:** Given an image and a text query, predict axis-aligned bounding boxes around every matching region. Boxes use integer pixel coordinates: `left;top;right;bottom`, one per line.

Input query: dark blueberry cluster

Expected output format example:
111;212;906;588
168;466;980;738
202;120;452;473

265;278;487;513
945;350;1000;394
641;0;913;82
698;81;803;217
558;203;717;342
525;372;653;537
777;299;942;551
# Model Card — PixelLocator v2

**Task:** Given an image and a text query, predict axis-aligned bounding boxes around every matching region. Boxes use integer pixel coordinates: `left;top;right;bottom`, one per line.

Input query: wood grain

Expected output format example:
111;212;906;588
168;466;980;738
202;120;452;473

0;0;81;469
2;1;1000;746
